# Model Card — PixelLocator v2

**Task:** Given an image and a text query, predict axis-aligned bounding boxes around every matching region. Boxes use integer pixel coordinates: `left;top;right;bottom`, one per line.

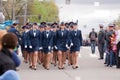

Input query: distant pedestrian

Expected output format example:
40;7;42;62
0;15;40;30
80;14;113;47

89;28;97;54
98;24;105;60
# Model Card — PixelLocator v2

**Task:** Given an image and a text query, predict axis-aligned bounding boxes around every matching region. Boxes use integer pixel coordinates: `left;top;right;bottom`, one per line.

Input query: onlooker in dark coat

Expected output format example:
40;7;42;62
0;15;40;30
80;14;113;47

0;33;18;75
98;25;106;60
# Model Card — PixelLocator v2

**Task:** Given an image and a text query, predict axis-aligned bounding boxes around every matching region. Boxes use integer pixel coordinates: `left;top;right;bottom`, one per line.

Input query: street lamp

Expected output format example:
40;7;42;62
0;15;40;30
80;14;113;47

23;0;27;24
12;0;15;21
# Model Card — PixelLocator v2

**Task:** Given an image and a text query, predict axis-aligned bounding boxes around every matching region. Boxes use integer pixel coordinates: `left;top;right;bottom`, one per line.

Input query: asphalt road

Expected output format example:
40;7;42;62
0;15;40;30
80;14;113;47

18;47;120;80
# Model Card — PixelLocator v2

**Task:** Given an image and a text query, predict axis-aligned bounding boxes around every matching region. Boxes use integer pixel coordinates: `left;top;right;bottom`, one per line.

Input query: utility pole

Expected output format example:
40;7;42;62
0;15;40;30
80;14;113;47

24;0;27;24
0;0;5;23
0;0;2;12
65;0;71;5
12;0;15;21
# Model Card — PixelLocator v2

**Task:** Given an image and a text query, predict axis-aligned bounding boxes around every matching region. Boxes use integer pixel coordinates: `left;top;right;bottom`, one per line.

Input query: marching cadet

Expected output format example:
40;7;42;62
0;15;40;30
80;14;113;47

67;22;74;66
28;23;42;70
51;23;58;66
65;22;71;66
70;23;82;69
21;26;26;62
21;25;30;63
55;22;69;69
42;23;53;70
37;24;45;65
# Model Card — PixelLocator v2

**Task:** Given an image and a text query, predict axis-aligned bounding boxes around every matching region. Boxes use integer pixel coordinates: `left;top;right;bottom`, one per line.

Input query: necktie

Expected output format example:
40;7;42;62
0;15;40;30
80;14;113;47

75;31;77;36
46;31;49;38
33;30;36;37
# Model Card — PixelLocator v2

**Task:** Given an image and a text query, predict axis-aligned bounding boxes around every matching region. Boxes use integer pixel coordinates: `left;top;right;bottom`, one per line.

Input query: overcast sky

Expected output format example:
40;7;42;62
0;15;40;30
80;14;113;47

55;0;120;38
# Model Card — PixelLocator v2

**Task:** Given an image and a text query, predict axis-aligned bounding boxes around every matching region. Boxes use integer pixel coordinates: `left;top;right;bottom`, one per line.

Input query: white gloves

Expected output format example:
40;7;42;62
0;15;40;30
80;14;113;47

66;44;69;49
70;43;73;47
39;47;43;50
54;46;58;50
48;46;51;50
25;45;27;48
29;46;32;49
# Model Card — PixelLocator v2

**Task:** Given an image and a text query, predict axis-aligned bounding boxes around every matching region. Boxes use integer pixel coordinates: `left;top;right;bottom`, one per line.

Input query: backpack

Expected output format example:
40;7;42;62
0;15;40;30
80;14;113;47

90;32;96;40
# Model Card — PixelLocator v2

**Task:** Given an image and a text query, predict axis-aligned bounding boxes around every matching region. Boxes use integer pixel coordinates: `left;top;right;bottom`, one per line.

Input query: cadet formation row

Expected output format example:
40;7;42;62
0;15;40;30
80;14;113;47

8;22;82;70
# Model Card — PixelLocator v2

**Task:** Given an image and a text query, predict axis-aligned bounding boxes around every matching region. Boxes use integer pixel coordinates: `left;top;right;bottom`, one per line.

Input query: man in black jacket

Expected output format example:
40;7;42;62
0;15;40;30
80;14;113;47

89;28;97;54
98;25;106;60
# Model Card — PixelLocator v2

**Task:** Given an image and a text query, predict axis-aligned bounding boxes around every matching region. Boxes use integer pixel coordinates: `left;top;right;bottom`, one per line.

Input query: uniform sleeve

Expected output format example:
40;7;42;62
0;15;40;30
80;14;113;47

39;31;42;47
66;30;70;45
53;32;57;46
49;31;53;47
12;52;21;67
27;31;31;46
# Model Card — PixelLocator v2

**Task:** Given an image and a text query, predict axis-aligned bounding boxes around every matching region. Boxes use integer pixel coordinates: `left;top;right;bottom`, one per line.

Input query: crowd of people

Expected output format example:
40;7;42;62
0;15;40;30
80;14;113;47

89;24;120;68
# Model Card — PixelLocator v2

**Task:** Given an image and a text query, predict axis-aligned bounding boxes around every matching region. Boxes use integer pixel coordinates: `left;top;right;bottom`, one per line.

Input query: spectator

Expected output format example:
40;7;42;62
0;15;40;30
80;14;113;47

0;31;20;68
0;33;18;75
89;28;97;54
98;25;106;60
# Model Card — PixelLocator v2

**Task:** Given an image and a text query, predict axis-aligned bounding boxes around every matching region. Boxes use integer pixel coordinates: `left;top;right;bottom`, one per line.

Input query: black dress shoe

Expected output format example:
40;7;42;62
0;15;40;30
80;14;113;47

29;66;32;68
33;68;37;70
72;66;76;69
24;61;28;64
104;62;107;64
61;67;65;69
42;64;45;67
98;58;103;60
46;68;50;70
116;66;120;68
38;62;41;65
54;64;57;66
105;64;109;67
76;66;79;68
58;67;62;70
